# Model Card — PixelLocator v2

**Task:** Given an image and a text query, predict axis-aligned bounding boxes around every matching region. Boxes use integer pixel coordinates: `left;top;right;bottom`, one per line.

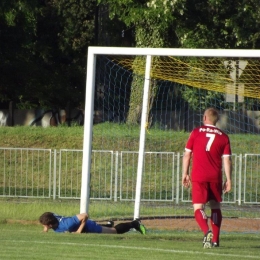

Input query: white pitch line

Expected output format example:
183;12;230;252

2;239;260;259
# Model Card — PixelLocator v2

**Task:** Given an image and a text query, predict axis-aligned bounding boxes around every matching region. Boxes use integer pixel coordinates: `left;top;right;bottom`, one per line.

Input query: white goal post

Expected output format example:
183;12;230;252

80;47;260;217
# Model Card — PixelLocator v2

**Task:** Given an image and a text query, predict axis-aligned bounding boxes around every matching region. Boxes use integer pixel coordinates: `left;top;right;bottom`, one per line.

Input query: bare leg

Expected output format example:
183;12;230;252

101;226;117;234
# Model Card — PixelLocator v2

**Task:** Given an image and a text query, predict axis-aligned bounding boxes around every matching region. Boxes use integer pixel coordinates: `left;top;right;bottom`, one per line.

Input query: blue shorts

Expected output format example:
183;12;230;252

85;220;102;233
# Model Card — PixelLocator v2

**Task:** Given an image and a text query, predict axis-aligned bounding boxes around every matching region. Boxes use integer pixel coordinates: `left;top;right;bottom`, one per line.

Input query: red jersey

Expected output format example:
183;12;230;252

185;124;231;183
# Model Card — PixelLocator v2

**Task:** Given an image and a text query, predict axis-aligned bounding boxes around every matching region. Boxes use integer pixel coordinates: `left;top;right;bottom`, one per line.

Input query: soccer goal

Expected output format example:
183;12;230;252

80;47;260;232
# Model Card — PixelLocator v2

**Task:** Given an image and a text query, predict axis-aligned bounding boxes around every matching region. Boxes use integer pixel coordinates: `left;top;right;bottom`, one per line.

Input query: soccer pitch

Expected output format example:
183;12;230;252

1;223;260;260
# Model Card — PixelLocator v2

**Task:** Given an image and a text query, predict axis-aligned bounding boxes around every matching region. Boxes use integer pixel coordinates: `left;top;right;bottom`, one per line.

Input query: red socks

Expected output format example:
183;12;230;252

210;209;222;244
194;209;209;235
194;208;222;244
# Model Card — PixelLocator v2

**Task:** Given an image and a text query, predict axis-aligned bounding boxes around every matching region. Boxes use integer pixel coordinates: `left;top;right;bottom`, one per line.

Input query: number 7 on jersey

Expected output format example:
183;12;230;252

206;133;215;151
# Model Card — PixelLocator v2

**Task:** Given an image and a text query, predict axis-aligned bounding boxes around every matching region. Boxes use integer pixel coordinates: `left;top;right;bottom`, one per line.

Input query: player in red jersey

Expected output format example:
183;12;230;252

182;108;232;248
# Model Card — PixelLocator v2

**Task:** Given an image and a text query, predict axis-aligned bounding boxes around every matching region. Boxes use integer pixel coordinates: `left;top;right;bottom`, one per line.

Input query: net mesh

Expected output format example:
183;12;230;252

110;56;260;99
90;54;260;232
96;56;260;137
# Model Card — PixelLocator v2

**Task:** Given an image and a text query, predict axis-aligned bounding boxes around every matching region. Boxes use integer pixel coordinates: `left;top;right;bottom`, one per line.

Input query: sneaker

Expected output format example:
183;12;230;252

139;223;146;235
132;220;146;235
203;231;213;248
212;242;219;247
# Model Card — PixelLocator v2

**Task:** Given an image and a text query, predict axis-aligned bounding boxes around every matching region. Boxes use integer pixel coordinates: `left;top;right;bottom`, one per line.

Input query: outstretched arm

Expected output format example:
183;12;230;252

223;156;232;193
75;213;89;233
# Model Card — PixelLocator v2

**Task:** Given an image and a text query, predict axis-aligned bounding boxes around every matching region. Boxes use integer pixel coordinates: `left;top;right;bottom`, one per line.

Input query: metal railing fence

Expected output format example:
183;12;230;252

0;148;52;198
0;148;260;205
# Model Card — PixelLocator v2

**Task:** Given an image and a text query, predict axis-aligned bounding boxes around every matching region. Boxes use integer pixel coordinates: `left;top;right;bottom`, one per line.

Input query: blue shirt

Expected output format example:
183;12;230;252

53;214;80;232
52;214;102;233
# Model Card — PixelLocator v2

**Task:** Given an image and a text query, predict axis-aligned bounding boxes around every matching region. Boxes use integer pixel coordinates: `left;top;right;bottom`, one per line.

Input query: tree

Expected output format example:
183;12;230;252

40;0;96;108
174;0;260;110
99;0;260;117
0;0;96;109
0;0;40;106
98;0;185;124
175;0;260;49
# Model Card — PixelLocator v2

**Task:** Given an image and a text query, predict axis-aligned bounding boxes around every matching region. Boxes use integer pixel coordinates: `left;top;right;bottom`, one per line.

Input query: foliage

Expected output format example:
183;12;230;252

99;0;260;49
175;0;260;49
98;0;185;124
0;0;39;104
98;0;186;47
98;1;260;116
53;0;95;53
1;0;260;111
0;0;96;109
180;87;225;111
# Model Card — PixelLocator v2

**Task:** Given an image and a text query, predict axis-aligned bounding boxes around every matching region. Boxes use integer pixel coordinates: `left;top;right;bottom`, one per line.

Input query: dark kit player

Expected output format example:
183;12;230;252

39;212;146;235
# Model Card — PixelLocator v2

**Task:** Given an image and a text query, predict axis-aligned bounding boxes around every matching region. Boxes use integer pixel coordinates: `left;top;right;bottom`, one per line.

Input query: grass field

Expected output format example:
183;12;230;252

1;199;260;259
0;126;260;259
1;223;260;260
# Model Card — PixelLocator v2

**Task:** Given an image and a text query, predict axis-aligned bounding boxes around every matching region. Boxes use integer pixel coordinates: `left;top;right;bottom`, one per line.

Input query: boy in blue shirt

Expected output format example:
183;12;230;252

39;212;146;235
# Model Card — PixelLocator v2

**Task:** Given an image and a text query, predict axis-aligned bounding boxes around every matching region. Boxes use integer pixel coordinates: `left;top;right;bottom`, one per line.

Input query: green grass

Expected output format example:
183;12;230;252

1;223;260;260
1;199;260;225
0;199;190;222
0;124;259;153
1;199;260;259
0;126;260;259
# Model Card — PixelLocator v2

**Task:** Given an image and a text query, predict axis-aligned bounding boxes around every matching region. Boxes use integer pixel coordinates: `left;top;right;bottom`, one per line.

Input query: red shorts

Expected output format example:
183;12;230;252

192;181;222;204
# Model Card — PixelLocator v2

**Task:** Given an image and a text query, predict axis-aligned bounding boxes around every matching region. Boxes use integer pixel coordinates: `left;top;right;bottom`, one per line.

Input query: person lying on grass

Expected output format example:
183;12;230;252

39;212;146;235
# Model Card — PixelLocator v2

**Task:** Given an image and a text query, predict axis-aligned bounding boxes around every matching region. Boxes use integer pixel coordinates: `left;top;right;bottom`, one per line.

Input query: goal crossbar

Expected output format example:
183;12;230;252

87;46;260;57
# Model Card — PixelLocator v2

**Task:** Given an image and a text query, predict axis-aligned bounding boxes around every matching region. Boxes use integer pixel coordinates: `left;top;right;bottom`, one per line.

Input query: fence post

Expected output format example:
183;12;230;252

114;151;118;202
53;149;57;200
176;152;180;204
238;153;242;205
